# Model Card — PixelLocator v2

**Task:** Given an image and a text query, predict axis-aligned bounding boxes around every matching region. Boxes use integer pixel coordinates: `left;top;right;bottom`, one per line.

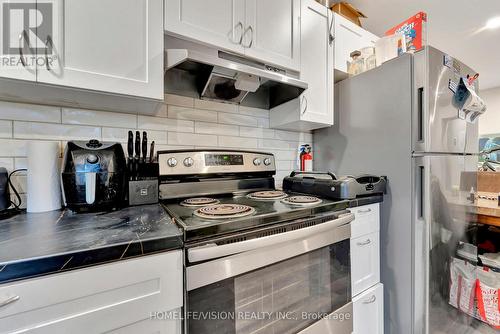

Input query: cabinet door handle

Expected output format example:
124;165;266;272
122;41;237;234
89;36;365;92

0;295;20;308
363;295;376;304
242;25;254;48
232;21;244;45
328;12;335;45
44;35;53;71
18;30;29;67
356;238;371;246
357;208;372;214
301;95;308;115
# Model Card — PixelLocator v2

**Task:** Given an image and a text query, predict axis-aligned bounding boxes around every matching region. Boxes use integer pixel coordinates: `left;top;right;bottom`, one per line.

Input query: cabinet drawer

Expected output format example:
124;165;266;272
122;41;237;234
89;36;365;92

353;283;384;334
0;251;183;334
351;203;380;239
351;231;380;296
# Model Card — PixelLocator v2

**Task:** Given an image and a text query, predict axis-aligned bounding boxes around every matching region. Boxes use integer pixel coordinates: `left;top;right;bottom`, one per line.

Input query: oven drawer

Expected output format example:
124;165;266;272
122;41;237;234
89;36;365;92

351;231;380;296
353;283;384;334
351;203;380;239
0;251;183;334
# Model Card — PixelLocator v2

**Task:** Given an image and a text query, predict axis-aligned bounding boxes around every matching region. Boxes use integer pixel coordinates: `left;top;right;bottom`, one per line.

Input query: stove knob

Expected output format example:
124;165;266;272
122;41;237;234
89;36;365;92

263;158;271;166
167;157;177;167
253;158;262;166
183;157;194;167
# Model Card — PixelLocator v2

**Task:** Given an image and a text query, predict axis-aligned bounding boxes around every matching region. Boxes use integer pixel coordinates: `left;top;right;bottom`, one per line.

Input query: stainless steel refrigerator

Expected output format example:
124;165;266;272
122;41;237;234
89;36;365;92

314;47;493;333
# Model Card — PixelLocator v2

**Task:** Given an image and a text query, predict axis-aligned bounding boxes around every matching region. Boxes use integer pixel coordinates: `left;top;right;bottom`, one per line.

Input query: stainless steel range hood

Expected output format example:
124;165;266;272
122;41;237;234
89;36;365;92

164;36;307;109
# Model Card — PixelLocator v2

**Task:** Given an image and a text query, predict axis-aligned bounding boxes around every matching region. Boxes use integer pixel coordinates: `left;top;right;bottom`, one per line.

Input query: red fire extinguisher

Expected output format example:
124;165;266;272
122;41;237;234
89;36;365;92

300;144;313;172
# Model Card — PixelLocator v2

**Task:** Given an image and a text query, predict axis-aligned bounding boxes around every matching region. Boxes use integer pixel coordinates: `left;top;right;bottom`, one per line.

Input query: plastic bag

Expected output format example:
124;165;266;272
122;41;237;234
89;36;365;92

476;268;500;328
449;257;477;316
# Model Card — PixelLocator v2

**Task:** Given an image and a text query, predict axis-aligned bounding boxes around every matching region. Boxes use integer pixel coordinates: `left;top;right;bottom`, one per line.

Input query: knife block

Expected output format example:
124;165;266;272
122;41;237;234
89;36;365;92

128;162;159;206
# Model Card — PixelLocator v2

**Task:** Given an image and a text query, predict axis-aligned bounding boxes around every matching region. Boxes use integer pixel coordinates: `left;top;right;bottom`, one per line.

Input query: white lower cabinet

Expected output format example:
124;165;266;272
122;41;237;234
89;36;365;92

351;230;380;296
352;283;384;334
0;251;183;334
350;203;383;334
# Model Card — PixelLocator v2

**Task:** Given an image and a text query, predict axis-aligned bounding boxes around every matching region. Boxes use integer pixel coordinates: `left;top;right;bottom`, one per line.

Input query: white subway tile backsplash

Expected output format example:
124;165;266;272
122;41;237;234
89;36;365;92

274;130;312;143
168;132;218;147
10;175;27;194
62;108;137;128
164;94;194;108
14;157;27;169
195;122;239;136
14;122;101;141
195;99;239;113
102;127;167;145
239;106;269;118
149;103;168;118
168;106;218;122
0;158;14;170
239;126;274;139
256;117;269;128
219;136;258;149
258;139;293;150
0;101;61;123
276;160;292;171
0;95;311;185
138;115;194;132
0;139;35;157
155;144;195;152
0;120;12;138
218;112;259;127
273;149;298;161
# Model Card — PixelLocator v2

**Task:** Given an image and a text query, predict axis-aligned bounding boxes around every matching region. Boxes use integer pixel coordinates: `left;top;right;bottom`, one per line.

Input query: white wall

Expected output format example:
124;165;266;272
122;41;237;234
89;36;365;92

0;95;312;208
479;86;500;135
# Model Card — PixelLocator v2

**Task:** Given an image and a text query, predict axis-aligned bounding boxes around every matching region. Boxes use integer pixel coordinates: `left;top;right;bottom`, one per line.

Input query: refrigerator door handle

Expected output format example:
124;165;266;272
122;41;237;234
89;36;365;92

413;156;429;334
417;87;424;143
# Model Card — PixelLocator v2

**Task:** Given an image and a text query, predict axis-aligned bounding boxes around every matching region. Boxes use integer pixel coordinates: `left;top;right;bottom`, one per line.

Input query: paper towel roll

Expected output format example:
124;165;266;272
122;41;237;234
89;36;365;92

27;141;62;213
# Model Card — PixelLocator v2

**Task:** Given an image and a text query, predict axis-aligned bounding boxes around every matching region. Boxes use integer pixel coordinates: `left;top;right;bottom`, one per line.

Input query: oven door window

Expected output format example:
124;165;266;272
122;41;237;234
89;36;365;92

188;240;351;334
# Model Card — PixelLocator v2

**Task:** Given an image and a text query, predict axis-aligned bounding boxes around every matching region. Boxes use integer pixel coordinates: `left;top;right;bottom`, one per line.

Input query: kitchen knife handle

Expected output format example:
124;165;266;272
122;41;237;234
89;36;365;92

127;131;134;157
149;141;155;163
135;131;140;157
142;131;148;163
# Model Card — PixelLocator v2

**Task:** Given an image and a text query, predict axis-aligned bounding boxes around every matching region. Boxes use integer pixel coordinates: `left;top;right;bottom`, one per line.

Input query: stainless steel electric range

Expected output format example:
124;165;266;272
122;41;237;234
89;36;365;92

158;150;354;334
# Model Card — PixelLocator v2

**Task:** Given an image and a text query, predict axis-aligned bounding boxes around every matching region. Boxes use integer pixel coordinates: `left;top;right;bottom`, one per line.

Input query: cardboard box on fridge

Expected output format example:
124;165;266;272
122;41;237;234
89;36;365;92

385;12;427;52
331;2;366;27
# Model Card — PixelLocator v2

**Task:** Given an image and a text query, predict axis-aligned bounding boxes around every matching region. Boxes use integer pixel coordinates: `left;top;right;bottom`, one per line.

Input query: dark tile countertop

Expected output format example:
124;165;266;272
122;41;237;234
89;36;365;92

0;195;383;285
348;195;384;208
0;204;183;284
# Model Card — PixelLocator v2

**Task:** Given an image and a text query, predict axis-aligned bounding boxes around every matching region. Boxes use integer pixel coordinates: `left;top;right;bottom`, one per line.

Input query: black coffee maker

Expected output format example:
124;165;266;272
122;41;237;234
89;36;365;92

62;140;127;212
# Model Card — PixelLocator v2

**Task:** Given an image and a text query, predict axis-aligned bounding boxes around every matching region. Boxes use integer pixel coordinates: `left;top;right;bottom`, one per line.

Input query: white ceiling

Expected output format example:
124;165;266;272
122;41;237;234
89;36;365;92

348;0;500;90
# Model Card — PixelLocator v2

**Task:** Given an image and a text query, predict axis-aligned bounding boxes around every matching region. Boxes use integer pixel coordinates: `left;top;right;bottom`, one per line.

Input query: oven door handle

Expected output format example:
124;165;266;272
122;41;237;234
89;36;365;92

188;212;354;263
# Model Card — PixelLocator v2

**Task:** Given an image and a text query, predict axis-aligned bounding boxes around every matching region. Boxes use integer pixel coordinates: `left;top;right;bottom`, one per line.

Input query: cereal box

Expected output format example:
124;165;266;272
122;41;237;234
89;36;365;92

385;12;427;52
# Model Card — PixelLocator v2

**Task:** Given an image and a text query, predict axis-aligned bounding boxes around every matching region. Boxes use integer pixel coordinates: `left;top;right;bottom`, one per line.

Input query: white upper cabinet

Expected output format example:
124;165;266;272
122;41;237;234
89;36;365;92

334;13;378;74
164;0;246;55
270;0;333;131
0;1;37;81
243;0;300;71
299;0;333;126
165;0;300;71
36;0;164;99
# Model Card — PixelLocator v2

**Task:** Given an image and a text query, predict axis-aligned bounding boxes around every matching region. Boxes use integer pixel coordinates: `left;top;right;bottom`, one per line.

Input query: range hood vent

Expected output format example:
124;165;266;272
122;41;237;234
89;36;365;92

164;36;307;110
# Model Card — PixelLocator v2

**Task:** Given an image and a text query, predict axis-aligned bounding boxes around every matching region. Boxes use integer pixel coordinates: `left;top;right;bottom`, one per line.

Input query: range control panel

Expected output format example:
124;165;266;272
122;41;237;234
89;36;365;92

158;150;276;176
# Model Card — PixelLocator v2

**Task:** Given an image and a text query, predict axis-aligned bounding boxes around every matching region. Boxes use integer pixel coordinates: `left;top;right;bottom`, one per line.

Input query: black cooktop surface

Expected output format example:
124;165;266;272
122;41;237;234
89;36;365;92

162;191;350;243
